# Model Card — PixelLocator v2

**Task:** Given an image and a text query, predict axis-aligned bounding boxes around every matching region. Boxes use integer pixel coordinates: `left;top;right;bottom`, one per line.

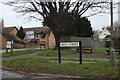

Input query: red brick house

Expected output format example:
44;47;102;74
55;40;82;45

0;19;23;49
23;27;56;48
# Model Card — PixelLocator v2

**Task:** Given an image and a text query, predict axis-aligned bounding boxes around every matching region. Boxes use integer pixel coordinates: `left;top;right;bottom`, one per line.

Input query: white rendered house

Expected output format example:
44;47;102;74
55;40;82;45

99;28;111;40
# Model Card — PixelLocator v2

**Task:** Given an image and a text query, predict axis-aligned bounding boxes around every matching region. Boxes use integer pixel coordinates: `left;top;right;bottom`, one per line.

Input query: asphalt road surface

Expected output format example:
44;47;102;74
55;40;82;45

1;70;86;80
2;70;77;80
1;70;112;80
2;70;24;78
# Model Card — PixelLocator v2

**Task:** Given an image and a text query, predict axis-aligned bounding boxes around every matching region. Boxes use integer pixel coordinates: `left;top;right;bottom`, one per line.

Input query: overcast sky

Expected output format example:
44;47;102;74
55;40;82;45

0;0;119;30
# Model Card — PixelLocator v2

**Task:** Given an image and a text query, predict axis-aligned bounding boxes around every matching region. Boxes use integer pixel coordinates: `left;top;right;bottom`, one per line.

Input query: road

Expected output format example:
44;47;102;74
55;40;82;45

1;70;112;80
2;70;24;78
1;70;81;80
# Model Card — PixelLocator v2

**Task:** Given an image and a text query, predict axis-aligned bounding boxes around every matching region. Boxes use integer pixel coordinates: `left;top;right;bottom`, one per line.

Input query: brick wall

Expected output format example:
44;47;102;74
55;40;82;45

10;28;18;35
24;31;56;48
13;43;25;49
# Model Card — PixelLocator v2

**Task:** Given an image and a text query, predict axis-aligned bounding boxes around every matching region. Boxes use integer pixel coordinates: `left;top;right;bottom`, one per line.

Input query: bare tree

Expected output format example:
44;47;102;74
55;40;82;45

2;0;110;47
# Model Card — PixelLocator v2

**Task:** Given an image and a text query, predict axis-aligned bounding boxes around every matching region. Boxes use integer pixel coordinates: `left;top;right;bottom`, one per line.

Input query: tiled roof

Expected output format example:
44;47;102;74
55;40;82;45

2;32;21;41
2;26;18;33
1;26;21;41
23;26;50;33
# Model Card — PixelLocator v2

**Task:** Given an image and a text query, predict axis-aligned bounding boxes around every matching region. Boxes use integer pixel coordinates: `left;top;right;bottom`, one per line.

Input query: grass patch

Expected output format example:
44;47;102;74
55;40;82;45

2;49;47;57
38;50;77;57
38;48;110;57
92;48;108;53
61;58;98;62
107;54;120;59
93;48;120;53
3;58;119;78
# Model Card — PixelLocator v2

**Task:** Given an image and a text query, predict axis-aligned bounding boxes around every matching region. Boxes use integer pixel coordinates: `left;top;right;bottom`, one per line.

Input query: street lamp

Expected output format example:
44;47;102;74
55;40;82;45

110;0;115;67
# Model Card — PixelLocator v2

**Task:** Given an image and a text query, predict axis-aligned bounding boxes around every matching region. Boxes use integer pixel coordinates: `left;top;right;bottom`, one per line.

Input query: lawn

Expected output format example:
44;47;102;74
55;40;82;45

38;49;77;57
92;48;109;53
38;48;109;57
1;49;47;57
107;54;120;59
38;48;119;59
3;58;119;78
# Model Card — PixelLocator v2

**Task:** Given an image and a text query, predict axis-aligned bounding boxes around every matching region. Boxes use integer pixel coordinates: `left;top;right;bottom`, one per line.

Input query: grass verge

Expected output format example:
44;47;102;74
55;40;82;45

38;48;109;57
38;49;77;57
92;48;108;53
1;49;47;57
3;58;119;78
107;54;120;59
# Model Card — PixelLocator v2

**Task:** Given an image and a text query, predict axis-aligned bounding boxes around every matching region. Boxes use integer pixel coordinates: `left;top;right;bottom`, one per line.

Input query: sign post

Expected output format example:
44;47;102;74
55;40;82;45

58;42;61;63
6;40;13;55
59;41;82;64
79;41;82;64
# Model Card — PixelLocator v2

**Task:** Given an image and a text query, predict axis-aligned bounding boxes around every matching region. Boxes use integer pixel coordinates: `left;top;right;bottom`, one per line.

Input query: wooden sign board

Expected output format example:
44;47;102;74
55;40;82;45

6;45;11;48
6;40;13;54
60;42;79;47
58;41;82;64
6;40;13;45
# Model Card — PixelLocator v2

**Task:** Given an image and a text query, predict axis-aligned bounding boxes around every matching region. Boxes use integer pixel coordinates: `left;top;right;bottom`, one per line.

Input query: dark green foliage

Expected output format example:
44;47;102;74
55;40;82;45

17;26;25;40
64;17;93;37
14;40;25;44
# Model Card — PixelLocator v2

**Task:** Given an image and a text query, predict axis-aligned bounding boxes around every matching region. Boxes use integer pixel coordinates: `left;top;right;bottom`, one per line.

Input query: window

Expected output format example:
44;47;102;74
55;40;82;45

40;41;46;45
40;31;46;38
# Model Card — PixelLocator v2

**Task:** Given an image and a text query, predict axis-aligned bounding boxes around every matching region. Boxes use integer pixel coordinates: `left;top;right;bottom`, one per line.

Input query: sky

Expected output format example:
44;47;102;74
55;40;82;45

0;0;120;30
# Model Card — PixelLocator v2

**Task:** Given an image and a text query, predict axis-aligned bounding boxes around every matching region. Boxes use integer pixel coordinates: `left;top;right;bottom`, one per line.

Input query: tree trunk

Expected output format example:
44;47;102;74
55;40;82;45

52;28;62;49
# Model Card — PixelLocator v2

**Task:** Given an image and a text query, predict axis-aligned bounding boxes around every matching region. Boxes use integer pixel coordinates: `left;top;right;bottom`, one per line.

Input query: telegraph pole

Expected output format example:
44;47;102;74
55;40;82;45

110;0;115;67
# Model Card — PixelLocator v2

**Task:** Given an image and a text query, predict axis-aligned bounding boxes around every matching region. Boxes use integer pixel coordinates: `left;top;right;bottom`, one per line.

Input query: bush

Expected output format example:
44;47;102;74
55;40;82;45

14;40;25;45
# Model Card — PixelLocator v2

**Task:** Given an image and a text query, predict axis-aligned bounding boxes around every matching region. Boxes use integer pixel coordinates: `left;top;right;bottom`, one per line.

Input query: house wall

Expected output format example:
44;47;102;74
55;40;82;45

1;35;7;49
0;30;17;50
47;32;55;48
1;28;18;49
99;28;111;39
38;32;56;48
10;28;18;35
24;31;56;48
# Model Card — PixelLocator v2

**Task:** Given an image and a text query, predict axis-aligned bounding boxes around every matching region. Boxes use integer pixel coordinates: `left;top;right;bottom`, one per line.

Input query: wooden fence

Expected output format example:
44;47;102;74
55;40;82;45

113;39;120;49
60;36;106;48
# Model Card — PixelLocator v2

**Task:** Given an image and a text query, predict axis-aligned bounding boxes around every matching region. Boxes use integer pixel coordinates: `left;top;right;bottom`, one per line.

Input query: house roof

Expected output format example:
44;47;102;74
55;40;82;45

2;26;18;33
1;26;21;41
23;26;50;34
106;27;111;33
99;28;111;39
2;32;21;41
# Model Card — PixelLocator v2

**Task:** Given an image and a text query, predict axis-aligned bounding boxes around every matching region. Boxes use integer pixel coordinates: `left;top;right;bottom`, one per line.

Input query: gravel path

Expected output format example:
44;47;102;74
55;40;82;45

2;51;48;61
